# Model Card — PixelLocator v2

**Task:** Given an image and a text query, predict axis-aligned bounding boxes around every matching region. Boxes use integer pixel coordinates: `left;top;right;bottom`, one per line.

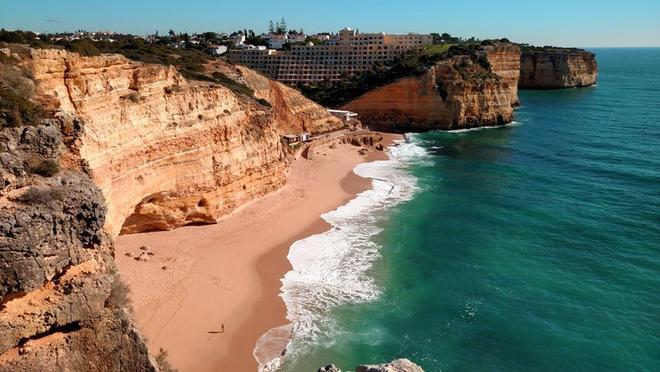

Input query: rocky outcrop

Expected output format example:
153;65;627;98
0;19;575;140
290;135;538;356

482;42;521;105
302;131;383;159
519;48;597;89
342;55;515;131
356;359;424;372
22;48;342;236
0;116;155;371
318;359;424;372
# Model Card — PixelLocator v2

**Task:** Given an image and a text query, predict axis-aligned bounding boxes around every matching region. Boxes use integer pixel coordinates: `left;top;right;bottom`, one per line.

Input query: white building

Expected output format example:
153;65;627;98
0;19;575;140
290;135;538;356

310;33;331;41
206;45;228;56
328;109;358;124
288;33;306;43
230;33;246;46
261;33;288;49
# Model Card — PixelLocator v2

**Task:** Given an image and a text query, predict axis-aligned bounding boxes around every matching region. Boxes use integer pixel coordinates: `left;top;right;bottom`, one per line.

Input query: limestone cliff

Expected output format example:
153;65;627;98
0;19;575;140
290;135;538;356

482;42;521;105
208;61;342;135
0;45;343;371
519;48;597;89
26;48;342;236
0;113;156;371
342;55;515;131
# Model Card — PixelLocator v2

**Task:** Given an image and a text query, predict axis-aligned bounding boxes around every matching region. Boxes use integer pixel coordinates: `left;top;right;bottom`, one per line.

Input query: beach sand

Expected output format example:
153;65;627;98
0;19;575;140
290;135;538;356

115;133;401;372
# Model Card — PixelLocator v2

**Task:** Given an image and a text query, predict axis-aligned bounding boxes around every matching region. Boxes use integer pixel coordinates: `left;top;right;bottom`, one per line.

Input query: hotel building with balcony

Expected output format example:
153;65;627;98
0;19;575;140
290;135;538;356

228;27;433;84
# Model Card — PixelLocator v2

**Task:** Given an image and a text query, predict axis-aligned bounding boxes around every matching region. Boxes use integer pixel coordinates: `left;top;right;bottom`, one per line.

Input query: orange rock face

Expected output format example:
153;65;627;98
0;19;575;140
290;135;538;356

210;61;343;135
483;43;521;105
1;46;343;371
26;49;342;236
519;49;598;89
342;55;515;131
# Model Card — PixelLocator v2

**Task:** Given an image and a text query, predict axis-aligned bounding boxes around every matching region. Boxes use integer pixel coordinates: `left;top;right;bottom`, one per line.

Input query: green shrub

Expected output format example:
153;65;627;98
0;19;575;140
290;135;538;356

164;85;182;94
256;98;271;108
155;348;177;372
13;186;67;204
120;92;142;103
65;39;100;57
105;278;131;310
211;71;254;97
28;158;60;177
0;85;43;127
0;29;39;44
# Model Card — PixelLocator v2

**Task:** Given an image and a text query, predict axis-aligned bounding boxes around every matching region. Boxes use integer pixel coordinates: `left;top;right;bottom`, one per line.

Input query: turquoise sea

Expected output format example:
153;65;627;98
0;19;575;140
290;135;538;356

281;48;660;371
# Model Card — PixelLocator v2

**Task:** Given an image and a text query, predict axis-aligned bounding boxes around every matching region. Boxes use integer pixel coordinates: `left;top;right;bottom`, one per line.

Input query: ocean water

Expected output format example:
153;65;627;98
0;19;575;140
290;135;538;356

280;48;660;371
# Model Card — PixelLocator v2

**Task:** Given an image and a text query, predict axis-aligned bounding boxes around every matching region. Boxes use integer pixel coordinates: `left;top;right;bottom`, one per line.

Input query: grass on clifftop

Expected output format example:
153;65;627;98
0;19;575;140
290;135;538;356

424;43;454;56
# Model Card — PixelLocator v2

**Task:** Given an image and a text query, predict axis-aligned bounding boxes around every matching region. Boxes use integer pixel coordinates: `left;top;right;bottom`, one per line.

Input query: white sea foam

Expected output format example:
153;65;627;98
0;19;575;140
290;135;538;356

447;121;521;133
276;137;427;360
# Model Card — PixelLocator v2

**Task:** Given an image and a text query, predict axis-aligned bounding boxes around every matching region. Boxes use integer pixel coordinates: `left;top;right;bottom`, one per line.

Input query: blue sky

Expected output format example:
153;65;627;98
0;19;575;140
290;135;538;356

1;0;659;47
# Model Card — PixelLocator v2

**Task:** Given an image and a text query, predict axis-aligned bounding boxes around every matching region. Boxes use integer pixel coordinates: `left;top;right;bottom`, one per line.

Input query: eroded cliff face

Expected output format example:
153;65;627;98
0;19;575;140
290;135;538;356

209;61;343;135
519;49;597;89
1;45;343;370
0;113;155;371
27;48;342;236
482;43;521;105
342;55;515;131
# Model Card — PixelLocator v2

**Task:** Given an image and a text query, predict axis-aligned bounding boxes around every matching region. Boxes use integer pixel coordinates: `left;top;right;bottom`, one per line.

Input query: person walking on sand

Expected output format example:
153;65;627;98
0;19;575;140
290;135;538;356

221;323;225;333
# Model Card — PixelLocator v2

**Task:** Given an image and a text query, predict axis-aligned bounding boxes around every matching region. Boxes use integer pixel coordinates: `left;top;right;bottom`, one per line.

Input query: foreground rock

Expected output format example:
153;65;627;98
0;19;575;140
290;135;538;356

0;119;155;370
519;48;597;89
482;42;521;105
318;359;424;372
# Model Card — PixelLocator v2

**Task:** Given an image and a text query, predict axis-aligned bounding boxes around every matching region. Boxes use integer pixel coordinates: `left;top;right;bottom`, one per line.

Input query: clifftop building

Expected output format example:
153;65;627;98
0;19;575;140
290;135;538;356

228;28;433;84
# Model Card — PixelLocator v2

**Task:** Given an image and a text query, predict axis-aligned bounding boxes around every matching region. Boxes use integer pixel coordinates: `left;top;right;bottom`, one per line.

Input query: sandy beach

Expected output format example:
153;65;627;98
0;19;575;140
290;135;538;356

115;133;401;372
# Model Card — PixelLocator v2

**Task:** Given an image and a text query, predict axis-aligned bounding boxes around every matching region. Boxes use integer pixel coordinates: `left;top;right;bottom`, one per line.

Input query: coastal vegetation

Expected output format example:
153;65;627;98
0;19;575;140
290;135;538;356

0;30;274;109
27;158;60;177
295;43;498;107
0;52;43;128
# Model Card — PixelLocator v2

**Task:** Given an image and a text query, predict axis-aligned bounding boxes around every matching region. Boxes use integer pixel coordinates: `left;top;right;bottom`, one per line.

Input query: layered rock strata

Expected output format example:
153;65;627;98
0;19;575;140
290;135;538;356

209;61;343;135
342;55;515;131
519;48;597;89
24;48;342;235
482;42;521;105
0;115;156;371
0;45;344;370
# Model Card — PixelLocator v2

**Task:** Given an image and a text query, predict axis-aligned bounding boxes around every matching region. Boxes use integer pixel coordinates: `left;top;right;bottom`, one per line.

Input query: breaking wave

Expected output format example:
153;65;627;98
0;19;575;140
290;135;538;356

277;135;427;359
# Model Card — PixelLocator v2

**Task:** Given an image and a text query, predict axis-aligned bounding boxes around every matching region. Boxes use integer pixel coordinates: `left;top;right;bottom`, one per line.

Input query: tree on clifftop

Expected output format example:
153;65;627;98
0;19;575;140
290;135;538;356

275;17;287;34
